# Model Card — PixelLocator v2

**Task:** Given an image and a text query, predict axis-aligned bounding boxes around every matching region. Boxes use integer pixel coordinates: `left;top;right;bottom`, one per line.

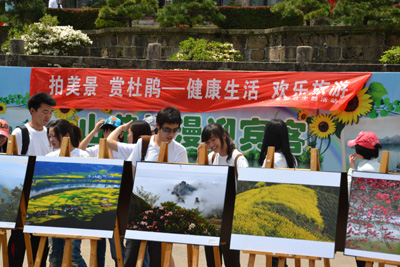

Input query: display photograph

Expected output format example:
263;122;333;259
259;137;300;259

24;157;124;238
125;162;229;246
231;168;341;258
0;155;29;228
345;171;400;262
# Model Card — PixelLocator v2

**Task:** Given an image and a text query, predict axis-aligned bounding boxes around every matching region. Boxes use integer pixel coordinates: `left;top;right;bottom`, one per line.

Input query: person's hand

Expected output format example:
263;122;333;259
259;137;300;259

94;119;105;133
349;153;360;169
120;120;133;132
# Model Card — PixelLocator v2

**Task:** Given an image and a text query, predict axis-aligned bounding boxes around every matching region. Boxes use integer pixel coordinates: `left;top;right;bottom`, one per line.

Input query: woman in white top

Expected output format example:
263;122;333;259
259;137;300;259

46;119;89;267
347;131;382;267
199;123;248;267
258;119;297;169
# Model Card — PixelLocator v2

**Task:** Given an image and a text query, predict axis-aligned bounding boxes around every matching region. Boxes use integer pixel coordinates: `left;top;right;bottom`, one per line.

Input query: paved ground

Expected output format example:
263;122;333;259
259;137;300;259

2;231;368;266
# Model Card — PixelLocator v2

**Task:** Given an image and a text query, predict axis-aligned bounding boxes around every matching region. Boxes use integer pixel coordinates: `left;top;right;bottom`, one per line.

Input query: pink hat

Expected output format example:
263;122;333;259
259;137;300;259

0;119;9;138
347;131;379;150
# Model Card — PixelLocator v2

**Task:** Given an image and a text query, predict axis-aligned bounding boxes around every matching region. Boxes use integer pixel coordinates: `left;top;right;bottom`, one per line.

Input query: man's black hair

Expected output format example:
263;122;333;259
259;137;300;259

28;92;56;113
156;107;182;128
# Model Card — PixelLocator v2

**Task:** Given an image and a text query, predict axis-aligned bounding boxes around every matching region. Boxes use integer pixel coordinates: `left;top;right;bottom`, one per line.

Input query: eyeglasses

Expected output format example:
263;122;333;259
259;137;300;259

161;127;180;134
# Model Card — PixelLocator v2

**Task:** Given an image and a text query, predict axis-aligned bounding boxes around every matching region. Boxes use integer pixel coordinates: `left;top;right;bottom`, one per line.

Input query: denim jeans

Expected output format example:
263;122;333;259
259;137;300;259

49;238;86;267
97;238;106;267
71;239;87;267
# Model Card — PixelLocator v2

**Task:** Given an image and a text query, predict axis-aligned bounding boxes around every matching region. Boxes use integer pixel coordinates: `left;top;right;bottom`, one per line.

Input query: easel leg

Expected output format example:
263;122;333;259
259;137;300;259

248;253;255;267
266;255;272;267
294;258;301;267
278;257;285;267
323;258;330;267
0;230;9;267
136;241;147;267
24;233;34;267
378;263;384;267
90;239;98;267
162;243;173;267
213;246;221;267
365;262;372;267
33;236;47;267
187;245;193;267
192;245;199;267
62;238;72;267
114;217;123;267
309;259;316;267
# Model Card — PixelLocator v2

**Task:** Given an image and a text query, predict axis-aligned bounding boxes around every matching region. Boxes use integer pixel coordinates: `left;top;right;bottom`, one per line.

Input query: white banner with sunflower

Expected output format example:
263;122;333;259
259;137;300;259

1;68;399;172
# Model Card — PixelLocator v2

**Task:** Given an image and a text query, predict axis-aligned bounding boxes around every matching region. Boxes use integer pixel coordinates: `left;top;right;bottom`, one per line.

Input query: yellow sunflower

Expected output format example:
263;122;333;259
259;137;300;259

102;109;112;114
298;110;309;121
330;88;373;125
309;114;336;139
0;102;6;114
54;108;78;120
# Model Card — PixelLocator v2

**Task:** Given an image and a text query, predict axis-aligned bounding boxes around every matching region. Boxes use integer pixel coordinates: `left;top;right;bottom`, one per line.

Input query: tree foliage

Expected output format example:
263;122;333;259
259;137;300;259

95;0;158;28
332;0;400;26
271;0;331;24
156;0;226;28
0;0;45;29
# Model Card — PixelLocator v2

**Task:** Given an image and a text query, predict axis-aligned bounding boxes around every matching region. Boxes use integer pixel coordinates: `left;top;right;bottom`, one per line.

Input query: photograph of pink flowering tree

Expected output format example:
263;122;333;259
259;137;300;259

345;171;400;261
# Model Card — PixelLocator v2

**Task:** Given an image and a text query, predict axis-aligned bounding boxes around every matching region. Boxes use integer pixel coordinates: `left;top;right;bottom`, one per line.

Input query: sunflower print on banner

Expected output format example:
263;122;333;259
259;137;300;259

330;88;373;124
53;108;79;125
309;114;336;139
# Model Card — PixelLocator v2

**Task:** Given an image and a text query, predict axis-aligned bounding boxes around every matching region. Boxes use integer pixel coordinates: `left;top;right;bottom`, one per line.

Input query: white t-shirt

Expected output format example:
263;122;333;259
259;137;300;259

117;142;136;160
127;135;188;166
85;144;121;159
262;152;297;168
12;123;51;156
208;149;248;168
48;0;62;8
347;158;380;196
46;148;90;157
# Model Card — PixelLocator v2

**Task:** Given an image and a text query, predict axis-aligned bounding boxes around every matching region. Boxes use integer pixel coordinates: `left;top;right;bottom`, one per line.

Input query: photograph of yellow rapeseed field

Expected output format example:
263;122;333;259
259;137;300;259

24;157;124;236
231;168;341;258
0;155;29;228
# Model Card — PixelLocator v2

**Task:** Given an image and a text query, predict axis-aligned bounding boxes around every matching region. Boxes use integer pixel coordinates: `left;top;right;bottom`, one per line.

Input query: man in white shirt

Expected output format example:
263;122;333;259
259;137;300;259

9;92;56;267
124;106;188;267
48;0;62;8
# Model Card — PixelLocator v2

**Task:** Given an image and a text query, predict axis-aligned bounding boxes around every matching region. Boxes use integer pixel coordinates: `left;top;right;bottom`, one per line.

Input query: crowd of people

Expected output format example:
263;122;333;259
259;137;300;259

0;92;383;267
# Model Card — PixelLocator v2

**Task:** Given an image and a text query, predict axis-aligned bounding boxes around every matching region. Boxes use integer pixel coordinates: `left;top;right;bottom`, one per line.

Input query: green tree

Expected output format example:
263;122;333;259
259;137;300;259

95;0;158;28
271;0;331;25
332;0;400;26
0;0;45;29
156;0;226;28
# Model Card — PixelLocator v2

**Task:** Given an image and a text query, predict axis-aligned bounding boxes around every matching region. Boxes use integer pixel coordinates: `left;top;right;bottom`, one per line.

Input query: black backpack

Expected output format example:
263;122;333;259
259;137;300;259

16;125;30;155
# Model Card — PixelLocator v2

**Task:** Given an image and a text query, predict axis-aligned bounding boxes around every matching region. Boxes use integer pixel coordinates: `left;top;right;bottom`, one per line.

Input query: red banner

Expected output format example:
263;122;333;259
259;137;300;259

30;68;371;112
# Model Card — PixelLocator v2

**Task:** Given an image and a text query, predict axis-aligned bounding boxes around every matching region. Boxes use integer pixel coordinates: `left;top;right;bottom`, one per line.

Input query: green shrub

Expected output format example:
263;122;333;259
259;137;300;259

380;46;400;64
216;6;304;29
46;8;100;30
169;37;242;61
156;0;225;28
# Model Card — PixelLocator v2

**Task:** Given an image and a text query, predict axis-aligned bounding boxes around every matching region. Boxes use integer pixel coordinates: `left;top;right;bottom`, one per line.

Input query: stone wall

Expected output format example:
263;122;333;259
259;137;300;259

80;25;400;64
2;54;400;72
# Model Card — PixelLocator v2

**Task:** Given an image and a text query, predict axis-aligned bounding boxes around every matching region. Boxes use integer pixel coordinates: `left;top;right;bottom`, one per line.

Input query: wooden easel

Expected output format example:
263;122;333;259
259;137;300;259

0;135;35;267
244;146;330;267
0;135;20;267
97;138;124;267
135;142;221;267
31;137;101;267
355;151;400;267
